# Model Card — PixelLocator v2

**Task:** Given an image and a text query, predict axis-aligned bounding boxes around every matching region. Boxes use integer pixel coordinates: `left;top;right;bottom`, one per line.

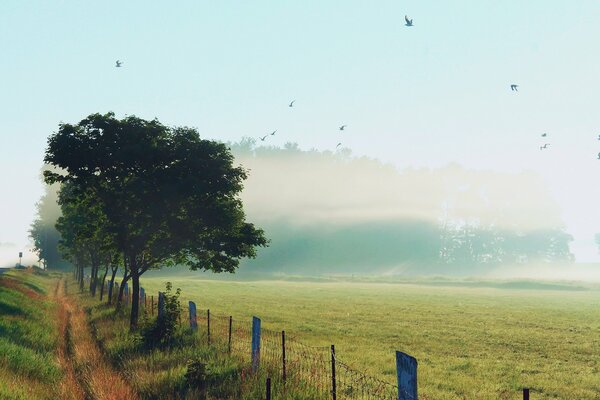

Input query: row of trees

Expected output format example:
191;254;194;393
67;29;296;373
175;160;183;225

42;112;267;329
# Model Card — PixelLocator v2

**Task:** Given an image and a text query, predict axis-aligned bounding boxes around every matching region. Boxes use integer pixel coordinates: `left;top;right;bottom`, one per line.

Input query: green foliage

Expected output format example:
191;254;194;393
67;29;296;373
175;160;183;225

140;282;182;347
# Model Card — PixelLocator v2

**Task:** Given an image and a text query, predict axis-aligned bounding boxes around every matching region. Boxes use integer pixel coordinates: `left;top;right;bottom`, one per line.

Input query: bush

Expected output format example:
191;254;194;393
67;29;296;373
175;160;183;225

140;282;181;348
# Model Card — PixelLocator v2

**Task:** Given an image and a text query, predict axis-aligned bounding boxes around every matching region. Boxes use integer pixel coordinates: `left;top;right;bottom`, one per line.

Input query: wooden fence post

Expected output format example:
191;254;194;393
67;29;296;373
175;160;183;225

189;301;198;331
266;377;272;400
396;351;418;400
331;345;337;400
282;330;287;384
140;287;145;309
252;317;261;373
228;316;232;354
158;292;165;319
207;309;211;344
151;295;154;316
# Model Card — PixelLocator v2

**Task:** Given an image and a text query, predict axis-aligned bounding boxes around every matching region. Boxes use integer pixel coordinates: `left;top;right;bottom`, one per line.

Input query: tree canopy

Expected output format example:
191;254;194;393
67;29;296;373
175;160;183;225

45;112;267;328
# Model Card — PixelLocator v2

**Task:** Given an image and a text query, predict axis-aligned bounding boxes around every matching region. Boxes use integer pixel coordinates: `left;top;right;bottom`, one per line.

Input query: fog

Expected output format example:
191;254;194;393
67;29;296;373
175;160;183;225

224;141;588;276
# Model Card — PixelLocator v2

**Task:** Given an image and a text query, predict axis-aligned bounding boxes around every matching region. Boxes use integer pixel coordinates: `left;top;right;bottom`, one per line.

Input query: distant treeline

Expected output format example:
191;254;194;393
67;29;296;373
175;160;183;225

30;133;575;278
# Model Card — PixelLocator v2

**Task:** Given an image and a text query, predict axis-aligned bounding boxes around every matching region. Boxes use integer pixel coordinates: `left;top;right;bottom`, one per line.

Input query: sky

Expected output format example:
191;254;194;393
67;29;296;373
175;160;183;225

0;1;599;265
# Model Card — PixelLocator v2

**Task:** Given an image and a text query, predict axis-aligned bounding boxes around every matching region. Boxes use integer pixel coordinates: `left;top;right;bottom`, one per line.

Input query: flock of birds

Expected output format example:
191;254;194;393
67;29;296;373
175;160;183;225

113;16;600;159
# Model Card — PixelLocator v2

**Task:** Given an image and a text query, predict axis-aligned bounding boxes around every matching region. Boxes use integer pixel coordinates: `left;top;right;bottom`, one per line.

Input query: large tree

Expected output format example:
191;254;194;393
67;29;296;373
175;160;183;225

44;112;267;329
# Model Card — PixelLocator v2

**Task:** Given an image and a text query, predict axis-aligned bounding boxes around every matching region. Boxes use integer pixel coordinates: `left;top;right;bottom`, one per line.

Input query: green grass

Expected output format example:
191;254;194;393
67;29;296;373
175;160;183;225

80;278;302;400
0;269;62;400
134;275;600;399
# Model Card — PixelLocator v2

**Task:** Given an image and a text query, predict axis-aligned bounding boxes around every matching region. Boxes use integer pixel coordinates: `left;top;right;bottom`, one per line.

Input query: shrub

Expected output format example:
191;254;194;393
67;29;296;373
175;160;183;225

140;282;181;347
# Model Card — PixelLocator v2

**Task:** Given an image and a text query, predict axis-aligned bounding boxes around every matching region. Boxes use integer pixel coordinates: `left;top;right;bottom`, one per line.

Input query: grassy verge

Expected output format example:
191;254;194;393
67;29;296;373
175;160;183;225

76;278;318;400
0;269;62;400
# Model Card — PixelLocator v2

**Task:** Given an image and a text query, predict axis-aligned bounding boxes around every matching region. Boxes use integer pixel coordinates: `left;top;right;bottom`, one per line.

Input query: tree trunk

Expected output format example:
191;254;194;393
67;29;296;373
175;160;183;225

130;267;140;331
107;266;118;305
116;276;129;309
78;264;84;292
99;265;109;301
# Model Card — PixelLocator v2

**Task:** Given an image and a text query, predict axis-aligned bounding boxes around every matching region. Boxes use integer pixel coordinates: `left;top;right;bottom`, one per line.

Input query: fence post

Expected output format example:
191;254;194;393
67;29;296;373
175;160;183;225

151;295;154;316
124;282;129;306
252;316;261;373
207;309;211;344
396;351;418;400
266;377;272;400
331;345;337;400
158;292;165;319
140;287;145;309
282;330;287;384
189;301;198;331
523;388;530;400
228;316;232;354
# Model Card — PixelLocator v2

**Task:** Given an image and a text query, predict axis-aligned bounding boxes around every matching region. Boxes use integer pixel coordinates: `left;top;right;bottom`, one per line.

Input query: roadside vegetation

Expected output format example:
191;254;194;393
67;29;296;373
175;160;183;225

74;278;307;399
0;268;61;400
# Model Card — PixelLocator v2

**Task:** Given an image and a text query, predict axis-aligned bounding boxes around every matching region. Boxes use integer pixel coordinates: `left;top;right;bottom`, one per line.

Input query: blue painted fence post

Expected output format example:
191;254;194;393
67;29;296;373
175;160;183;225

189;301;198;331
396;351;418;400
124;282;129;305
251;316;261;373
158;292;165;319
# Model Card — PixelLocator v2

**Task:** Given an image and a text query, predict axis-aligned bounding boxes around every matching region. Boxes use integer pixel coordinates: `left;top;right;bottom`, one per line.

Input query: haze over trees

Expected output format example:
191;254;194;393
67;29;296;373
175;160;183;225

230;139;574;274
43;112;267;329
29;169;68;270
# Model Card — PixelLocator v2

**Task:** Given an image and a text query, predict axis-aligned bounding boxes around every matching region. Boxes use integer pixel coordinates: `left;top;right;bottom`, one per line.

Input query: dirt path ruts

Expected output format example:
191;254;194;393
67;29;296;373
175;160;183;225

54;278;139;400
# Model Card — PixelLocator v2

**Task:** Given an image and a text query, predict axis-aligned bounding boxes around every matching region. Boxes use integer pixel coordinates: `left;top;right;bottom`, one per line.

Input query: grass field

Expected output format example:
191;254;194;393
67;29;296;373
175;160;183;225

0;269;61;400
137;275;600;399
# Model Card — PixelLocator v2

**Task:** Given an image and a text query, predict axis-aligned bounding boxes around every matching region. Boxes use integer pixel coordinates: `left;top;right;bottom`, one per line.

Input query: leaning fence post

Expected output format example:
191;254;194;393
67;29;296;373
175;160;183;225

396;351;418;400
523;388;530;400
282;330;287;384
189;301;198;331
158;292;165;319
207;309;211;344
252;316;261;373
331;345;337;400
266;377;272;400
228;316;232;354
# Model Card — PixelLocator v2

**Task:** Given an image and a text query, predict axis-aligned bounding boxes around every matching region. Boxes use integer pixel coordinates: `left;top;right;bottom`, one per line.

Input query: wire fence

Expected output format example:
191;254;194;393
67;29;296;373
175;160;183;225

90;278;406;399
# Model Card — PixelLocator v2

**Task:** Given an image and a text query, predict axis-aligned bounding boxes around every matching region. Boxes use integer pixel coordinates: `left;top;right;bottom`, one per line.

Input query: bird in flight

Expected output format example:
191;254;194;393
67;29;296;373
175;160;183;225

259;135;268;141
336;143;342;149
270;130;277;136
339;125;347;131
540;143;550;150
115;60;123;68
405;15;413;27
541;133;547;137
510;84;518;91
289;100;295;107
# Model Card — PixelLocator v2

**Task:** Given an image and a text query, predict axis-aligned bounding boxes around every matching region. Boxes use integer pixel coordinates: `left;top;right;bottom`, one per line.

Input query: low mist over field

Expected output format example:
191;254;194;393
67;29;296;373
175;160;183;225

225;141;579;276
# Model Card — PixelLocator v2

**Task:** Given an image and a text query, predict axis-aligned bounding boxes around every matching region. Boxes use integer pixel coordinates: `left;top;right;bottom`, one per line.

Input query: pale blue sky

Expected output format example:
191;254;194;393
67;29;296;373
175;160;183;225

1;1;599;264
